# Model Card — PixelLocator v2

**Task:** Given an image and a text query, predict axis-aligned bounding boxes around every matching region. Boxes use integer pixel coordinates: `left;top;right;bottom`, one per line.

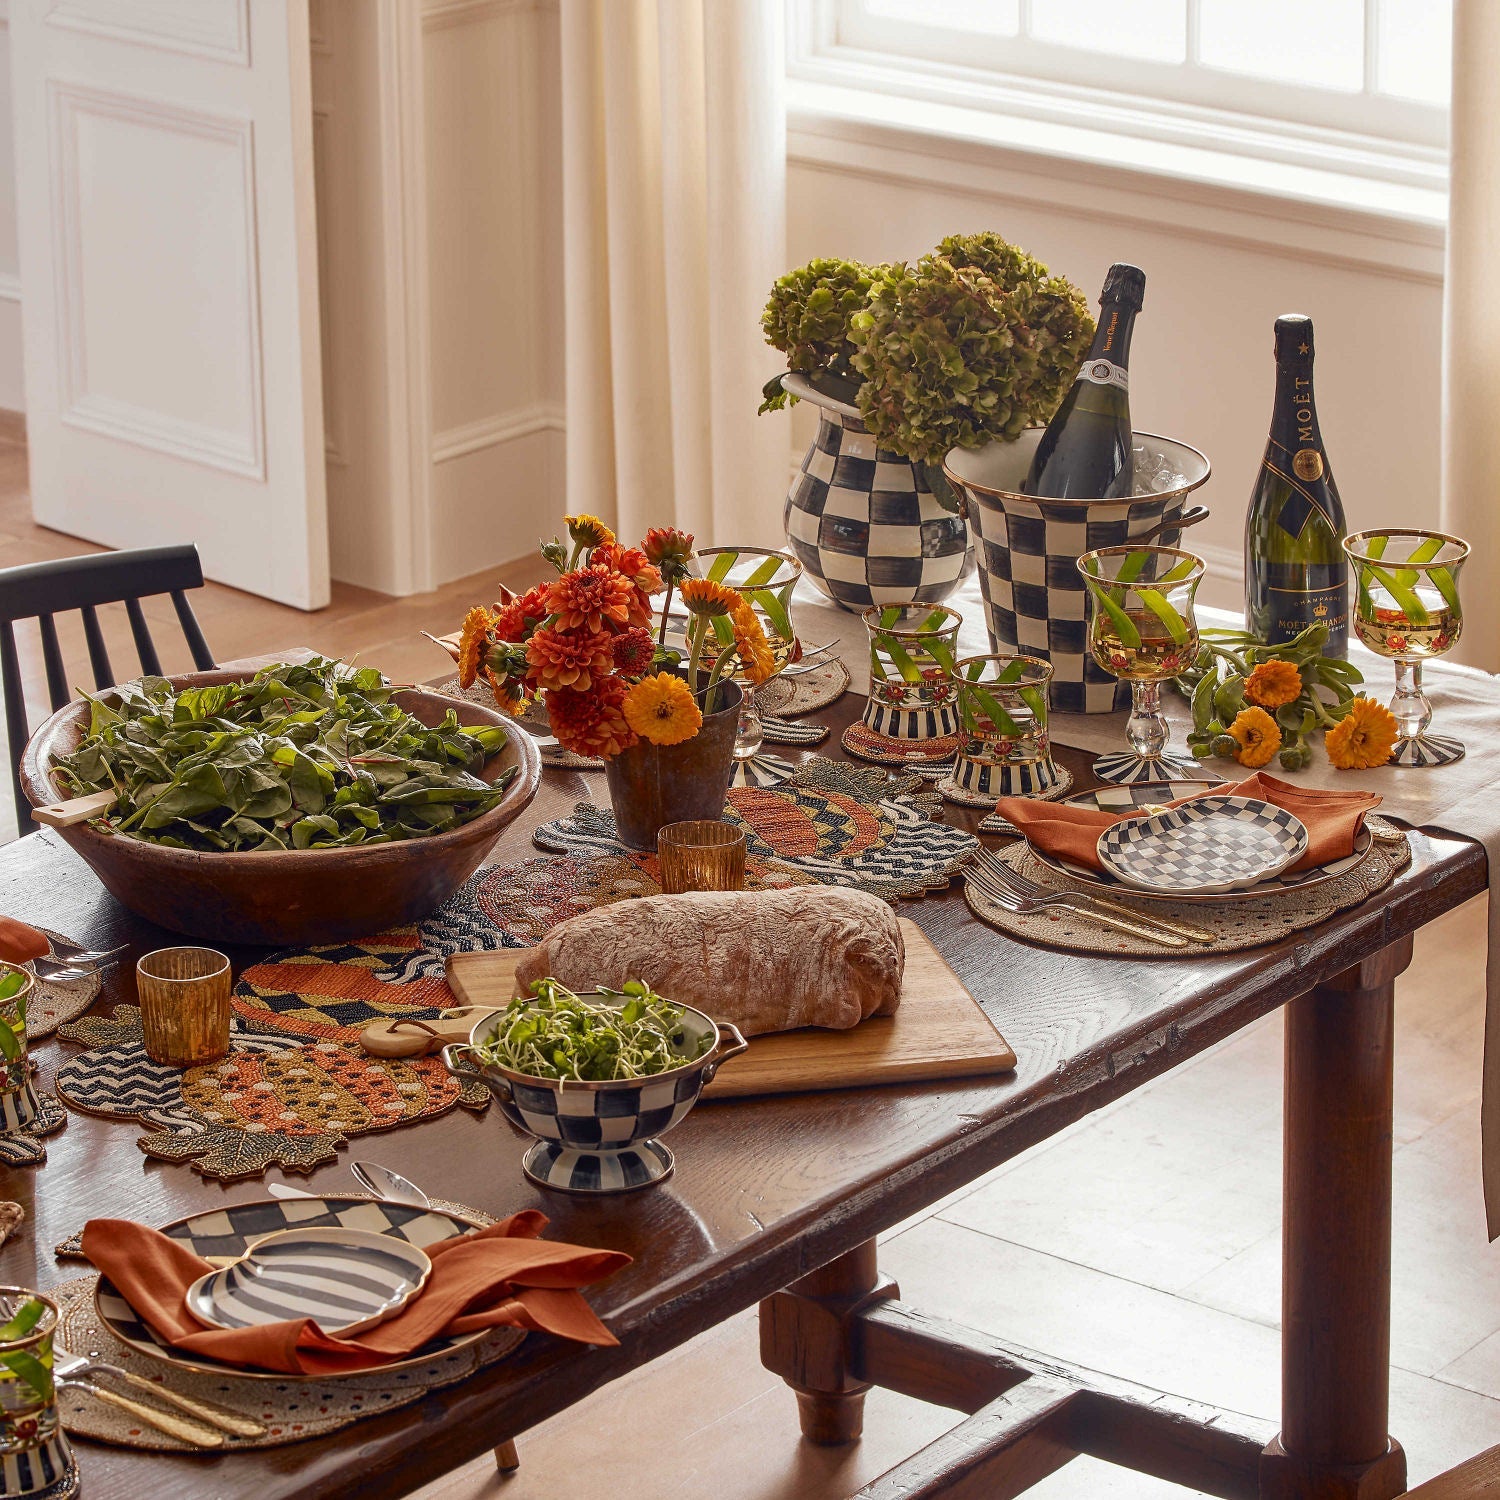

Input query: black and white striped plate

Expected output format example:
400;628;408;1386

185;1227;431;1337
96;1196;489;1381
1028;780;1374;904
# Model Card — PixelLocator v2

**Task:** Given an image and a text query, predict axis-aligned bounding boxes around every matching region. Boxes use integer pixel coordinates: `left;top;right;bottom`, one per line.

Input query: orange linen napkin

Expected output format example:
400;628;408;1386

995;772;1381;875
0;918;49;966
81;1211;631;1377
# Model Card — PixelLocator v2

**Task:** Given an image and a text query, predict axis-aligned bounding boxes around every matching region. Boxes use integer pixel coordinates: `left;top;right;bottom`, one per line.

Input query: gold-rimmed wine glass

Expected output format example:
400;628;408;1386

1077;544;1205;785
1344;528;1469;767
691;546;801;760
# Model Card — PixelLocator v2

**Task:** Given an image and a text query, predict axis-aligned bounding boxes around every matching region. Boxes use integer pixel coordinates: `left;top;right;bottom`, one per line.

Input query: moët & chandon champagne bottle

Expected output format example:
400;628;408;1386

1244;315;1348;656
1022;262;1145;499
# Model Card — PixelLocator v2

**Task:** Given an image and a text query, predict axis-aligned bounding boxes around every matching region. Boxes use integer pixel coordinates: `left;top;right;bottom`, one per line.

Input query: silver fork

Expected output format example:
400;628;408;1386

974;848;1217;947
965;859;1190;949
46;937;128;964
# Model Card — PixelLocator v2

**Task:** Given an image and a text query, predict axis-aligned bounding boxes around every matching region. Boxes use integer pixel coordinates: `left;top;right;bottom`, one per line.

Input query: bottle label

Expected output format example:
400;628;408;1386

1264;580;1348;644
1261;444;1338;540
1077;359;1129;392
1293;449;1325;481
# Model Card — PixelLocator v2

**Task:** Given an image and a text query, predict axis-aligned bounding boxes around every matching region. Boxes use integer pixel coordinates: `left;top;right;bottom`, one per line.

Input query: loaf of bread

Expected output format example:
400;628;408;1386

511;886;904;1036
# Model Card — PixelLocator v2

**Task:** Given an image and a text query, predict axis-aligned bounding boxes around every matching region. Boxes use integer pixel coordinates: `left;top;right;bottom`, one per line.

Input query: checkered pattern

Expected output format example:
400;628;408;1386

959;484;1191;714
784;409;971;610
1097;796;1309;894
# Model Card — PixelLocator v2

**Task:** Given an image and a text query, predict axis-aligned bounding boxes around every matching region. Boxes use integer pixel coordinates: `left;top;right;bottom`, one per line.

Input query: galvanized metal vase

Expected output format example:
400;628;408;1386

604;681;743;852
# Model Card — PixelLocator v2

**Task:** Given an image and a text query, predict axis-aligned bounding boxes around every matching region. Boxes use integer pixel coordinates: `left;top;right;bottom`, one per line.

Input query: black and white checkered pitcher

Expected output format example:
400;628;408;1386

781;374;972;611
443;1004;747;1196
943;431;1210;714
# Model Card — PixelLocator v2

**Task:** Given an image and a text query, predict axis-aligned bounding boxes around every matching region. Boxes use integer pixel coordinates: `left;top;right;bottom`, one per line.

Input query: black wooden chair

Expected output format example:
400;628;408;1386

0;545;216;834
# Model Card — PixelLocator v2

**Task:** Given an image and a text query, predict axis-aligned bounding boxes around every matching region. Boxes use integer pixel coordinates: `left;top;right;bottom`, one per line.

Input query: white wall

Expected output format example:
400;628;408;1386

785;127;1444;615
0;3;25;413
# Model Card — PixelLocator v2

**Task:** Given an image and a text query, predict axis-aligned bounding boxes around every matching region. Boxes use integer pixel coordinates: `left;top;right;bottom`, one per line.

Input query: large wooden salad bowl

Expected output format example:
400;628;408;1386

19;669;541;947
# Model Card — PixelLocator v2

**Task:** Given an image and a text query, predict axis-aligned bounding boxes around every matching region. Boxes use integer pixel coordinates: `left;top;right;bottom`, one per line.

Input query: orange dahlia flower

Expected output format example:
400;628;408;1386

595;543;665;625
545;679;637;758
1228;705;1282;768
643;527;695;581
456;606;493;689
729;598;776;684
623;672;703;746
1244;659;1303;709
525;626;616;693
546;564;634;632
611;625;657;677
1324;695;1397;770
491;582;551;643
680;578;739;617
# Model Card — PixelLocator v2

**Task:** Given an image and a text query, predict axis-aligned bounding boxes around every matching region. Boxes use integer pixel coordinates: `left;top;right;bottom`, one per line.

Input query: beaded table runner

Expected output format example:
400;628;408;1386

964;829;1412;958
533;760;975;902
52;1194;525;1452
52;906;498;1181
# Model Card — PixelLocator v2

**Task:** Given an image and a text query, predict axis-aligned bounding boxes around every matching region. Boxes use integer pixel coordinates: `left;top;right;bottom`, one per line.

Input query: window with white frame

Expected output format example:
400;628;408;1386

792;0;1450;192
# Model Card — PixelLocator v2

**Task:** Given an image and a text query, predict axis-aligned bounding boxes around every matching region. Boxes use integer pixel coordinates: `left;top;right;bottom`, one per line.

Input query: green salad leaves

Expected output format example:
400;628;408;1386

53;657;515;852
474;979;710;1083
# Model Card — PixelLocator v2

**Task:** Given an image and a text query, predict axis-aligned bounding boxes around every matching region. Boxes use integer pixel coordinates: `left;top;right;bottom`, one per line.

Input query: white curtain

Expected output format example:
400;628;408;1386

560;0;788;550
1441;0;1500;673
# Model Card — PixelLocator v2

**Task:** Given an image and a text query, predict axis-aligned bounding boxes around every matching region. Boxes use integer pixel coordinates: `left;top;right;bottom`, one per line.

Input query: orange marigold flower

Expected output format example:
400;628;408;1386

546;564;634;632
680;578;739;617
1228;705;1282;769
1244;659;1303;709
729;598;776;684
484;667;530;716
612;625;657;677
545;679;637;759
622;672;703;746
1324;695;1398;770
456;606;492;689
491;582;551;643
525;626;616;693
565;513;615;551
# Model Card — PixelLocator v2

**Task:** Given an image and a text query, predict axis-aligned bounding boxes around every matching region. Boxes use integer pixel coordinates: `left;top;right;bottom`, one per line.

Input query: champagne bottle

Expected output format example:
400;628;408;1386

1023;262;1145;499
1244;315;1348;657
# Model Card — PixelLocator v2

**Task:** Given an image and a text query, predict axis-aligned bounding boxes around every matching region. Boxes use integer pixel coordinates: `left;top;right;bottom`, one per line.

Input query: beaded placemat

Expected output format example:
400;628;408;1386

965;831;1412;957
27;931;102;1041
533;760;973;901
52;1194;526;1452
757;658;850;717
839;722;958;779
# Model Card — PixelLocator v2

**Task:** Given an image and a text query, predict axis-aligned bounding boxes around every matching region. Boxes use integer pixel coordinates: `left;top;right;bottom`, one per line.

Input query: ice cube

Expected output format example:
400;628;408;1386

1130;441;1185;497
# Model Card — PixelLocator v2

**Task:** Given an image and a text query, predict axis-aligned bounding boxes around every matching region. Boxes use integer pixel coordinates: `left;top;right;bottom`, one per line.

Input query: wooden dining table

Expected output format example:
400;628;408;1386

0;686;1485;1500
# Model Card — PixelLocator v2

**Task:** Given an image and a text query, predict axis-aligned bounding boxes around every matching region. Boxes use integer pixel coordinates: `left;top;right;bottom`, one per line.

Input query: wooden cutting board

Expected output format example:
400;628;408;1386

444;919;1016;1100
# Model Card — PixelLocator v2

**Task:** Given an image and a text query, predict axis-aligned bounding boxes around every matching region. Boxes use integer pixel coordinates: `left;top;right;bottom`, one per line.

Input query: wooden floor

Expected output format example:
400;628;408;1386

2;439;1497;1497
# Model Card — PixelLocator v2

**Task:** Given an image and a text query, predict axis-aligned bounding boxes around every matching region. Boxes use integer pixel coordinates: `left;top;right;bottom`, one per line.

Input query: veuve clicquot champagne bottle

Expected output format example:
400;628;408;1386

1023;262;1145;499
1244;315;1348;657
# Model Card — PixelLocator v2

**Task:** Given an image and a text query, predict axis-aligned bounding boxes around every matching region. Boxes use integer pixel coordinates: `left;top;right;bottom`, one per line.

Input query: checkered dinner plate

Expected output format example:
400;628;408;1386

96;1196;490;1381
1096;795;1308;896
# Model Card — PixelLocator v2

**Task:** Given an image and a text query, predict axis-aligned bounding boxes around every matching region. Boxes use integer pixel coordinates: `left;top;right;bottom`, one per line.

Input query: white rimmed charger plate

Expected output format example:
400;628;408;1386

97;1196;491;1381
1096;795;1308;895
1027;781;1373;903
185;1226;431;1338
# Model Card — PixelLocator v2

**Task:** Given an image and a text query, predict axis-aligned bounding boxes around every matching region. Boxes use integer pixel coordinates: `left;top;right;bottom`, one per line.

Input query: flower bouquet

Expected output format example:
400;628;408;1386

448;517;778;847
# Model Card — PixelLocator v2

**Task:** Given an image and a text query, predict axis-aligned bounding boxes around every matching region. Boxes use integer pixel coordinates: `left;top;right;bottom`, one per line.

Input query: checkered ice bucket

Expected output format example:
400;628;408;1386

943;431;1211;714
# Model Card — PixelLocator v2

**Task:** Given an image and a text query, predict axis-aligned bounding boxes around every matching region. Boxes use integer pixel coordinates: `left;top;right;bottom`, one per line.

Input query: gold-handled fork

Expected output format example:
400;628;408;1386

973;848;1218;947
57;1350;266;1442
965;857;1191;949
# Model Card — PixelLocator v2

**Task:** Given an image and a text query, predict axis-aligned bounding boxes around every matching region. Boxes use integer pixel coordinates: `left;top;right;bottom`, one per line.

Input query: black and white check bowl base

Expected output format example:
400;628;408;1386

444;1004;746;1196
782;379;971;612
1092;748;1215;786
1096;795;1309;895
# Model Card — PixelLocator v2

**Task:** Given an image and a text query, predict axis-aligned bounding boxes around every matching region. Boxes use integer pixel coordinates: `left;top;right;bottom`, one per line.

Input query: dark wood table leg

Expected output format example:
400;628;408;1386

1261;937;1412;1500
760;1239;899;1445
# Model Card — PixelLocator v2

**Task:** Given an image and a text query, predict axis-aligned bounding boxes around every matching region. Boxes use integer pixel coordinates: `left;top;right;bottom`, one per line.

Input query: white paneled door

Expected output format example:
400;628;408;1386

10;0;330;608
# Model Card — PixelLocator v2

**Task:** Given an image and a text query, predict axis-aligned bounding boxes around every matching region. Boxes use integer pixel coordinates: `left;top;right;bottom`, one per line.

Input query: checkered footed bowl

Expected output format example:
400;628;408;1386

944;431;1210;714
441;1001;747;1195
781;374;973;611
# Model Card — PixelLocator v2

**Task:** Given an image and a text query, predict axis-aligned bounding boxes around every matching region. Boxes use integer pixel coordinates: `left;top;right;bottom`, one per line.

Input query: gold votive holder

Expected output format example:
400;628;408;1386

657;820;747;894
136;947;231;1067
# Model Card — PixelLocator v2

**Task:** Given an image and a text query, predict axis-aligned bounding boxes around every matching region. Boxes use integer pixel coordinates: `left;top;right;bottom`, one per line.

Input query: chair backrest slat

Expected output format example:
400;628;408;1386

124;598;162;677
80;606;113;691
171;591;215;671
0;545;216;836
36;615;68;712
